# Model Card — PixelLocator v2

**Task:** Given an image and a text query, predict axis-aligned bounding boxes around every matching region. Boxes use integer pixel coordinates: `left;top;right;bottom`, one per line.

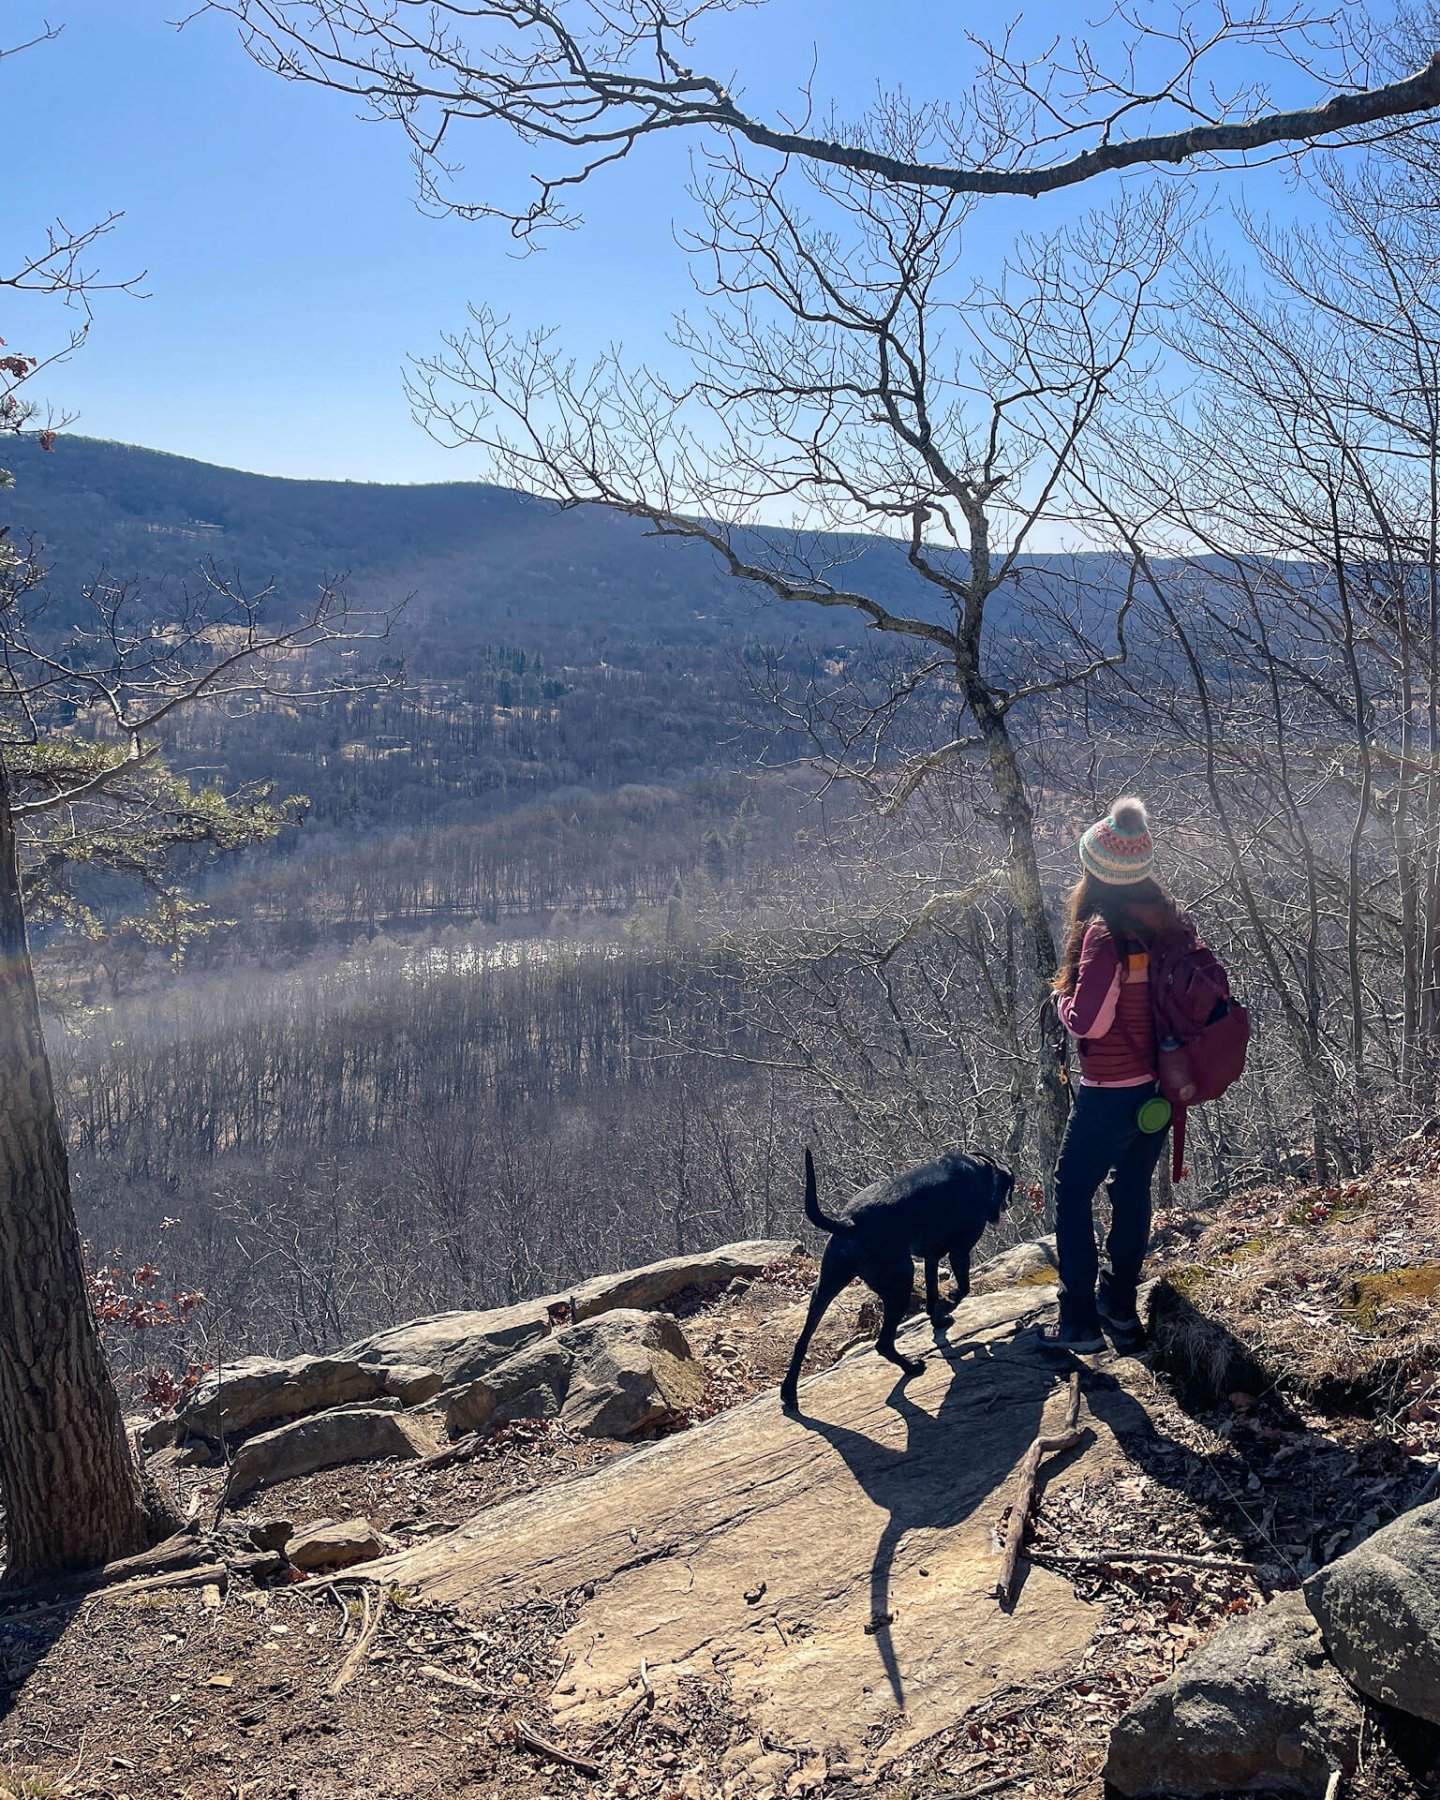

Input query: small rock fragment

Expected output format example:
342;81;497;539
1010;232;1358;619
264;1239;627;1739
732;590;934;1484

286;1517;388;1572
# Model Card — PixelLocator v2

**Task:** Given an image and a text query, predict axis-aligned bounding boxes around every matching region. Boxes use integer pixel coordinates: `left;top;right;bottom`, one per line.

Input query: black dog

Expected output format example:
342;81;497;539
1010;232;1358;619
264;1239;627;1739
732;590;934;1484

780;1146;1013;1411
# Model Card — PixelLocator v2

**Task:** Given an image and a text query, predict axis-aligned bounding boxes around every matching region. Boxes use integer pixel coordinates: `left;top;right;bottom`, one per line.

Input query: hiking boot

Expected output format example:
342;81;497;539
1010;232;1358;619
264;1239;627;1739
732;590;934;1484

1099;1308;1148;1354
1034;1320;1105;1356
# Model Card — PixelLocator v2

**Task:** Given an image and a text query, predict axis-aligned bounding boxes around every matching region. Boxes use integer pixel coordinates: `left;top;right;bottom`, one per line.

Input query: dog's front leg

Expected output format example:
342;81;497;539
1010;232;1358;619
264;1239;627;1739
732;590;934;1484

924;1253;954;1325
873;1253;927;1380
947;1240;978;1310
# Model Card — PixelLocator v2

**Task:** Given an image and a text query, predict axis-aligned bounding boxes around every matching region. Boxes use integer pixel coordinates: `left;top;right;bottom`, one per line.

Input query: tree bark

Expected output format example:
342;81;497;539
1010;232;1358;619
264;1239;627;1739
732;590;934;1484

0;746;168;1586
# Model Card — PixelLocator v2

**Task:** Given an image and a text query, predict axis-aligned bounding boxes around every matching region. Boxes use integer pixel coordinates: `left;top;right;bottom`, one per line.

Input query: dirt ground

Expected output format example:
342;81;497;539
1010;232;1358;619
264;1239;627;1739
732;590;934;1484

3;1168;1439;1800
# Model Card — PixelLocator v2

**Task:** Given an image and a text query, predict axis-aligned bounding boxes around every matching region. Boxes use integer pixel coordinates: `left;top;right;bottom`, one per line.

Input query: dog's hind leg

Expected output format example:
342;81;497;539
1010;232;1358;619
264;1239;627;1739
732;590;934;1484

780;1241;854;1412
872;1251;926;1380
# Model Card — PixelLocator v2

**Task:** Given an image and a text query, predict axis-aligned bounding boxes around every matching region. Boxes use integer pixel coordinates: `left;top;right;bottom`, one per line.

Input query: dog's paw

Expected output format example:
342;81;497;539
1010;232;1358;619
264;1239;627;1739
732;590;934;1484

899;1357;926;1380
780;1386;800;1413
928;1307;956;1328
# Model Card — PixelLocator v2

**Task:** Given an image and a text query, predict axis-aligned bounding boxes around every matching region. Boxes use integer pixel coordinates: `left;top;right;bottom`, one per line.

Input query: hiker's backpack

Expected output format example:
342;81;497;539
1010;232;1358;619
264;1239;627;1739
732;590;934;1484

1148;929;1250;1109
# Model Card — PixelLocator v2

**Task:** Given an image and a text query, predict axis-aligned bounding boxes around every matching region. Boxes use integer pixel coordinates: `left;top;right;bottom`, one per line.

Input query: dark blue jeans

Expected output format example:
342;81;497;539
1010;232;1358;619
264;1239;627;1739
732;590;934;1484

1054;1083;1170;1330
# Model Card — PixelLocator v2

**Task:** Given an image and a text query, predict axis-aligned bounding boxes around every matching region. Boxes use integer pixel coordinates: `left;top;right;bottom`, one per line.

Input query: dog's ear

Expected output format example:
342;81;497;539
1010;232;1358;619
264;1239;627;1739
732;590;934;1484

990;1162;1015;1218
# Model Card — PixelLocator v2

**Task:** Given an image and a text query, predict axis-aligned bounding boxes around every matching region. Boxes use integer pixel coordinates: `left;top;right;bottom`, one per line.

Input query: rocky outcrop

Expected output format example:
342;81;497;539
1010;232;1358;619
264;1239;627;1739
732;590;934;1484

140;1355;442;1451
348;1240;798;1386
145;1241;795;1455
437;1309;703;1440
1305;1500;1440;1726
224;1406;441;1500
1105;1592;1363;1796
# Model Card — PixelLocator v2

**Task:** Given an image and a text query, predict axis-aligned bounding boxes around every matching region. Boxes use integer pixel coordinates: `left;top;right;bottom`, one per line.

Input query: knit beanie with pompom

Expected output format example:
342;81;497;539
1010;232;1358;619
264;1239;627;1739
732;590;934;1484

1079;796;1155;886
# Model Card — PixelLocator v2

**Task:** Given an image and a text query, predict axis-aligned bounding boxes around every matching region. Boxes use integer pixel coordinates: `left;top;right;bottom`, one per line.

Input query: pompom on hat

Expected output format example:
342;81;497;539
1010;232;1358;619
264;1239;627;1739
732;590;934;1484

1079;796;1156;886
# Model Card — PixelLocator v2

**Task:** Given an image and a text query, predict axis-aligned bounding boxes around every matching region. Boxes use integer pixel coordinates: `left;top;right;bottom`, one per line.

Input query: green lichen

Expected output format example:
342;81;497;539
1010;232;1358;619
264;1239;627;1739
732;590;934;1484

1345;1264;1440;1336
1158;1264;1210;1303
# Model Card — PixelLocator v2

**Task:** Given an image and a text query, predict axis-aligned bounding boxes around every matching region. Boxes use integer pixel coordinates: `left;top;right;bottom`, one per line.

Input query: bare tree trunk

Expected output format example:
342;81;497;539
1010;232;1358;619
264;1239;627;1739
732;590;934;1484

968;679;1069;1182
0;749;169;1586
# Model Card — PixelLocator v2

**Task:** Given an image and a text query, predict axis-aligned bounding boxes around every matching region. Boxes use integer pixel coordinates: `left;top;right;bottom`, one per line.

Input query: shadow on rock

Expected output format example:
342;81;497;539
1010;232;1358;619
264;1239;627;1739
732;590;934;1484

792;1331;1064;1710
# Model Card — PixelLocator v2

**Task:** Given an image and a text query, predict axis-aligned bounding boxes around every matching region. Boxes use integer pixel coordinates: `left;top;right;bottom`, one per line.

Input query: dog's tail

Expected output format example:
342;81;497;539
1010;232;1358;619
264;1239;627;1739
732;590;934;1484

803;1146;841;1234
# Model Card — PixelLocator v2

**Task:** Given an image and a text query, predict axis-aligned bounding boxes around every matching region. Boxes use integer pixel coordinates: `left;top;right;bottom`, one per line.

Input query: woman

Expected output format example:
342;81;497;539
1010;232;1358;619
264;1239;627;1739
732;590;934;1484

1045;797;1188;1355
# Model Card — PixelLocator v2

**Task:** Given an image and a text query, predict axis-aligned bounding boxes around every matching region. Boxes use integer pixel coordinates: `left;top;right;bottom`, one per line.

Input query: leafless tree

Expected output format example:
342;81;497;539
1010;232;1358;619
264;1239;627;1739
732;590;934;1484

1063;99;1440;1171
400;147;1188;1172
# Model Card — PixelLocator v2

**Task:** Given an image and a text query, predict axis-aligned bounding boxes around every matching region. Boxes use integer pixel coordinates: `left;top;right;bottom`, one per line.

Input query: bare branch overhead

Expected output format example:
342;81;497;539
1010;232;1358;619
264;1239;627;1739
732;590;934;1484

199;1;1440;233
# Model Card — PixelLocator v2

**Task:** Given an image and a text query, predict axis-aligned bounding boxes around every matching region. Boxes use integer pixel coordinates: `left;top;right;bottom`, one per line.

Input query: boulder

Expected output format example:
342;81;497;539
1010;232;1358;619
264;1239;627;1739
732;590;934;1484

141;1354;443;1452
440;1376;497;1437
973;1236;1058;1292
560;1312;703;1438
490;1339;576;1424
224;1406;441;1500
1304;1500;1440;1725
287;1517;389;1572
383;1363;445;1406
348;1240;798;1387
1105;1592;1363;1796
435;1309;702;1441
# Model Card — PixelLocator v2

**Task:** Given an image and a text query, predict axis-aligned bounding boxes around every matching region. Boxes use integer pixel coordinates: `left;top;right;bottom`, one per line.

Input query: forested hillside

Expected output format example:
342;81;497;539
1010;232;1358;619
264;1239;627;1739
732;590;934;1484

0;433;957;650
2;427;1433;1390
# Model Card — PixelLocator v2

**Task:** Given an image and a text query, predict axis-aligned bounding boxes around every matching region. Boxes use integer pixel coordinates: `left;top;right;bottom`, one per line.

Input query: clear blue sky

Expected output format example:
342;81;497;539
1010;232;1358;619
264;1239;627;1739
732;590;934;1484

5;0;1346;485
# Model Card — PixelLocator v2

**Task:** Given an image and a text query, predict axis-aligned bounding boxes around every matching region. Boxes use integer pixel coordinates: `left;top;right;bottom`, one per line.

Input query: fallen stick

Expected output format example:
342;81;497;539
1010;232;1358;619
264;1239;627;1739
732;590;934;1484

0;1531;207;1614
1324;1771;1342;1800
512;1721;603;1779
994;1372;1083;1606
330;1583;392;1695
419;1662;515;1702
417;1432;484;1474
103;1561;230;1601
589;1676;656;1751
1039;1547;1260;1576
935;1778;1017;1800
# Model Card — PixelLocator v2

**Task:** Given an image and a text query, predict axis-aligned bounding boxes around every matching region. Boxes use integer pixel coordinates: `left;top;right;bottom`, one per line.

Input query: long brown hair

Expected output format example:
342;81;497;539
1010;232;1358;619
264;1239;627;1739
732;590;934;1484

1054;872;1190;997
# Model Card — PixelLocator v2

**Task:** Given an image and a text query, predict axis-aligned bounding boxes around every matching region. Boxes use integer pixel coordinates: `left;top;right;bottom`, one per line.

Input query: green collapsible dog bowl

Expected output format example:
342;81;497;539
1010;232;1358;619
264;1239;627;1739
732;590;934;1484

1136;1094;1172;1134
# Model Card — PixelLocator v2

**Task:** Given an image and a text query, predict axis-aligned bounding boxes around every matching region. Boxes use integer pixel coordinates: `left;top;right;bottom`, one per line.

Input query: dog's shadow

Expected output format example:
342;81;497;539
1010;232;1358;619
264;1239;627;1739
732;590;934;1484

790;1325;1072;1711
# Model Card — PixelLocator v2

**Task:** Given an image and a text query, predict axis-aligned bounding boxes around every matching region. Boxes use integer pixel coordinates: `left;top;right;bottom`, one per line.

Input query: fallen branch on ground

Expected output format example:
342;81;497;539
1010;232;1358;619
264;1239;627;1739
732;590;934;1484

420;1662;515;1701
102;1560;231;1602
936;1778;1018;1800
1037;1547;1260;1576
994;1372;1083;1605
590;1661;655;1750
417;1432;484;1473
330;1583;392;1694
511;1721;603;1779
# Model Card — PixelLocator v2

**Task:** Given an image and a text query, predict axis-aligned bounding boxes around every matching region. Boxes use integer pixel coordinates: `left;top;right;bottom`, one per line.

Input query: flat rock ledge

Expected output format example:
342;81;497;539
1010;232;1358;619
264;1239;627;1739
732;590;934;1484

358;1288;1121;1764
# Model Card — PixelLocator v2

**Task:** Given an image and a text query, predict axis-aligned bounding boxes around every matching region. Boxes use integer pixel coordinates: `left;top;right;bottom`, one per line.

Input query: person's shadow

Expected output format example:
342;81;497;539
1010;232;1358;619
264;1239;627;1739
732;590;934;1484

790;1320;1080;1709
